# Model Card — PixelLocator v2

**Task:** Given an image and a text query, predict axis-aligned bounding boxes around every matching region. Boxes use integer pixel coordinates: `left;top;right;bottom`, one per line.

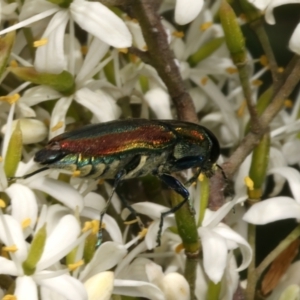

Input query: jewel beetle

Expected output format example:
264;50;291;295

19;119;220;245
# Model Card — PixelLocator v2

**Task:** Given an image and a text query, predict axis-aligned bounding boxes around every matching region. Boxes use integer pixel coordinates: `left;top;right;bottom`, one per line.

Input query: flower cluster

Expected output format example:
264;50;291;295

0;0;299;299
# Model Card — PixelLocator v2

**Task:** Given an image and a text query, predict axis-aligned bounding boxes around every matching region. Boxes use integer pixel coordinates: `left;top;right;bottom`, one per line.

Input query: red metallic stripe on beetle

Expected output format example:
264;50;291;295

50;125;176;156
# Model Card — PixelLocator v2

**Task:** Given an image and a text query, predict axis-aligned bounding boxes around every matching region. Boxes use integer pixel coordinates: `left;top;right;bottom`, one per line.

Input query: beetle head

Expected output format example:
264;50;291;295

34;142;69;165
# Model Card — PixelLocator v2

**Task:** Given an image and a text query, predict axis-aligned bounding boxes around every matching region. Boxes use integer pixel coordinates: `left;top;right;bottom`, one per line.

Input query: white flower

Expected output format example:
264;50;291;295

0;212;88;300
84;271;114;300
17;37;121;138
160;0;204;25
199;198;252;283
121;192;251;284
243;167;300;225
174;0;204;25
0;0;132;73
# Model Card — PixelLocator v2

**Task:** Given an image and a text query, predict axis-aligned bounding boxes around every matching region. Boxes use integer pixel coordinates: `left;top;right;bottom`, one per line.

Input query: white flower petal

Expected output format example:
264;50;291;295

34;10;69;73
289;22;300;54
175;0;204;25
0;214;27;263
20;86;61;107
15;276;38;300
282;140;300;165
162;273;190;300
37;273;87;300
0;257;18;275
198;227;227;283
139;261;162;285
144;88;172;119
213;224;252;272
49;96;73;138
247;0;272;11
28;177;84;211
2;119;47;144
84;271;114;300
243;196;300;224
75;88;121;123
36;204;69;235
268;167;300;203
70;0;132;48
0;7;59;35
114;279;165;300
76;38;109;84
38;215;80;270
80;242;127;282
6;183;38;229
19;0;57;20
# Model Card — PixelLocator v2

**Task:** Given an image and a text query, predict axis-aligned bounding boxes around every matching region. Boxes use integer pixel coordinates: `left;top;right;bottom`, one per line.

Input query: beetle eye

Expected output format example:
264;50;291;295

34;147;68;165
48;142;61;151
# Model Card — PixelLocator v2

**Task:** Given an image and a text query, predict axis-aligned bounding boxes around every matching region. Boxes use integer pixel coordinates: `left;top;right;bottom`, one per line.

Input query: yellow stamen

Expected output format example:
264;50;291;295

259;55;268;67
97;179;105;185
138;227;148;239
129;54;139;63
239;13;247;22
91;220;100;234
284;99;293;108
244;176;254;190
237;100;247;117
33;38;48;47
0;199;6;208
82;220;100;234
0;156;3;162
3;295;17;300
72;170;81;177
124;16;138;23
124;219;139;225
200;22;213;31
82;221;92;232
175;243;184;253
0;93;20;104
3;245;18;252
172;31;184;38
200;77;208;85
277;67;284;73
252;79;263;86
51;121;64;132
21;218;31;229
68;259;84;271
118;48;128;54
81;45;88;55
226;67;238;74
9;60;18;68
198;173;205;182
142;45;148;51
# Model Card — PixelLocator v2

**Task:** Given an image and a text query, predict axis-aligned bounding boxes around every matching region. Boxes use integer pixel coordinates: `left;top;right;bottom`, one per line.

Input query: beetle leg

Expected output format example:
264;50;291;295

156;173;193;246
184;168;202;187
118;194;144;230
97;169;126;248
171;156;205;172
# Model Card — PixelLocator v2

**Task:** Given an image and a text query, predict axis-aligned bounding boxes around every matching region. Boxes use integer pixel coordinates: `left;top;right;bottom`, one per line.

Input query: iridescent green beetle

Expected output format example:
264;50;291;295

19;119;220;245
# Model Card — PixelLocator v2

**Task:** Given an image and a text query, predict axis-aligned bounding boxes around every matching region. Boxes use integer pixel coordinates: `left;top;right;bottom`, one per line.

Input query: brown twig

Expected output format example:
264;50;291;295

223;56;300;178
126;0;198;123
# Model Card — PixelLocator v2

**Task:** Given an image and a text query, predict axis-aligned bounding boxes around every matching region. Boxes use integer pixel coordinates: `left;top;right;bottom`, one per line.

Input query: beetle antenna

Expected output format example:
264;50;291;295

8;166;50;182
